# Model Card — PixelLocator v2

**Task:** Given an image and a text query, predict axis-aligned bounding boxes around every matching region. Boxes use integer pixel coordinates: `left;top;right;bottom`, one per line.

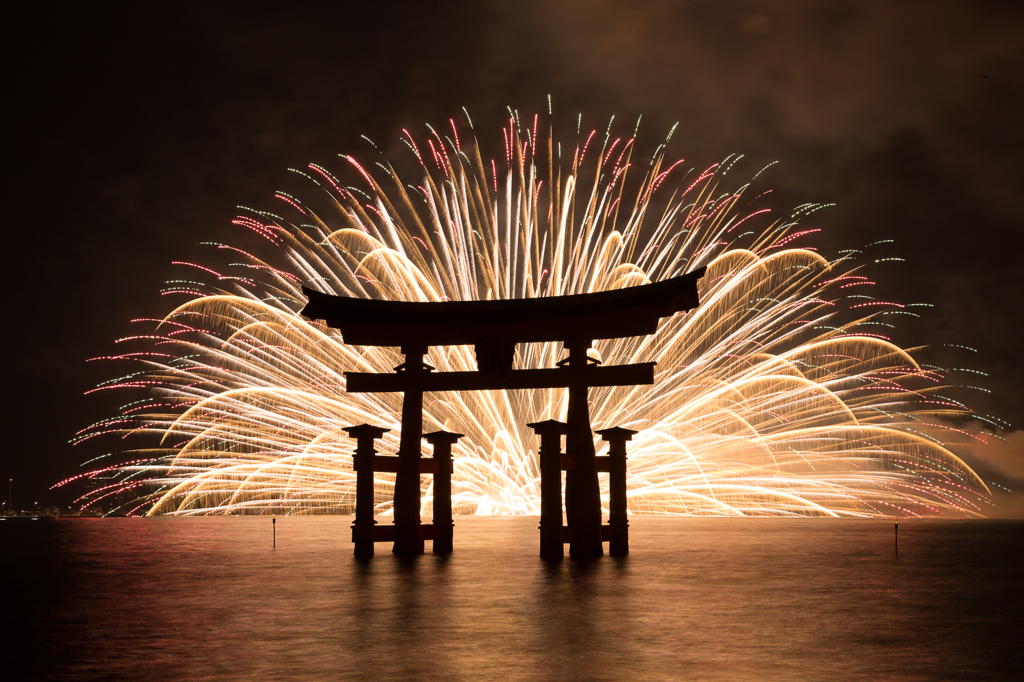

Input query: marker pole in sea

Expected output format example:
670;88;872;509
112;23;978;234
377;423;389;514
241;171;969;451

273;517;276;548
895;521;898;556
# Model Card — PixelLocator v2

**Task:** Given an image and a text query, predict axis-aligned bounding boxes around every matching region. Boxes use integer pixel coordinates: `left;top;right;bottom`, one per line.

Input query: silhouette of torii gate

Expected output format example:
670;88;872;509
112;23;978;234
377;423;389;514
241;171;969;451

300;267;705;559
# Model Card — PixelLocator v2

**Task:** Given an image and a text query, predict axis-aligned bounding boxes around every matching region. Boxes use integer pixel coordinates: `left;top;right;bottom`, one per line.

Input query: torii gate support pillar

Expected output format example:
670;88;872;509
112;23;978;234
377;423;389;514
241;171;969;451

597;426;637;557
529;420;572;560
343;424;390;558
424;430;463;553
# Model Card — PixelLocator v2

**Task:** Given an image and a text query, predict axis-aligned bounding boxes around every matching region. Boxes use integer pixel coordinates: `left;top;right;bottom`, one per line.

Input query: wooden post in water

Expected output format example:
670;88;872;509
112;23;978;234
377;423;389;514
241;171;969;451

895;520;898;556
344;424;390;558
273;517;276;548
424;430;463;554
529;420;571;560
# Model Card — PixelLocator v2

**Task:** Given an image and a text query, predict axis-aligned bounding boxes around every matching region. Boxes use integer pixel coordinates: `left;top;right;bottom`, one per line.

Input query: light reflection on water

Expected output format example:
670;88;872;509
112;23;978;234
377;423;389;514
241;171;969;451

4;516;1022;681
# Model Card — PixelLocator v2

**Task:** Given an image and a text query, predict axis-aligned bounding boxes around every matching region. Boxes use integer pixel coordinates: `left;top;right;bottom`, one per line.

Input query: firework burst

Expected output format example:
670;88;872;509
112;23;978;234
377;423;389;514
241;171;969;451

63;110;998;518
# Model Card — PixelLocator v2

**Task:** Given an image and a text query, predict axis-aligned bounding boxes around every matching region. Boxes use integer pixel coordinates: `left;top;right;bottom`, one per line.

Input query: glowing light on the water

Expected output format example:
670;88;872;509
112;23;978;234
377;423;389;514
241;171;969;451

63;112;1000;518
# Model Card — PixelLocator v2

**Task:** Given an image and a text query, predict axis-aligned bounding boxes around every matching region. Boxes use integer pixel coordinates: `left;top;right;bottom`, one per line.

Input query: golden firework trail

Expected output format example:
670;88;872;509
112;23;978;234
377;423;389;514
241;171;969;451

63;111;1000;518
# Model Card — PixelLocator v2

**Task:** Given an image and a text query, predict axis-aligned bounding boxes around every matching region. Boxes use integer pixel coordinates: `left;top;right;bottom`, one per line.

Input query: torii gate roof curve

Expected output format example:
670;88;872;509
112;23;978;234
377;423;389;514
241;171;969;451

300;266;706;350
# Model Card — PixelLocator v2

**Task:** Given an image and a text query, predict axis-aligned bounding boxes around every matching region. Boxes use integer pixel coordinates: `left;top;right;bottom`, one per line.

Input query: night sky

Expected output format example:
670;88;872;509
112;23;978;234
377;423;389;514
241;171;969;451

7;1;1023;512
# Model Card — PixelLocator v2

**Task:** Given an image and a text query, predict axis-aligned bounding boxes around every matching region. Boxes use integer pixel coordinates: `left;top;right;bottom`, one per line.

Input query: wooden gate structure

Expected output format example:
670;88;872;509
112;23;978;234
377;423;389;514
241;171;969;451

300;267;705;559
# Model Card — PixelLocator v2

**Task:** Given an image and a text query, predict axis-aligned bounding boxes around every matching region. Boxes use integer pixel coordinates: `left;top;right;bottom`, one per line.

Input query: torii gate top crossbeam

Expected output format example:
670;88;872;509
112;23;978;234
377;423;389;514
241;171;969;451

300;268;706;348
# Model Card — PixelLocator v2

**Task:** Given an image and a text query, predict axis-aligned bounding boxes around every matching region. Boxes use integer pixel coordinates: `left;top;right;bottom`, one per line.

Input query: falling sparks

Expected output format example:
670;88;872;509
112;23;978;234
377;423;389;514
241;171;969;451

63;112;999;519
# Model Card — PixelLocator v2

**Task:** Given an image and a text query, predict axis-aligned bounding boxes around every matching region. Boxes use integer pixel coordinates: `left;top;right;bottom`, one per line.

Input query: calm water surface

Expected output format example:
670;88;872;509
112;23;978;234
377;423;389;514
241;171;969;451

3;516;1021;681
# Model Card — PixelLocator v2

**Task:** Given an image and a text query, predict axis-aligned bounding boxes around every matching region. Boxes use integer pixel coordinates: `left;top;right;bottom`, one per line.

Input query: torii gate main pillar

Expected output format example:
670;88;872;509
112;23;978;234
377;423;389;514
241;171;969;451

564;341;604;559
393;345;430;556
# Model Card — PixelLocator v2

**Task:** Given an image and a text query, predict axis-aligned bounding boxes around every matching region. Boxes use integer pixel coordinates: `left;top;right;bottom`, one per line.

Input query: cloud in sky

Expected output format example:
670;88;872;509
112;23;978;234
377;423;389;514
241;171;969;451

950;429;1024;518
500;1;1020;157
979;430;1024;518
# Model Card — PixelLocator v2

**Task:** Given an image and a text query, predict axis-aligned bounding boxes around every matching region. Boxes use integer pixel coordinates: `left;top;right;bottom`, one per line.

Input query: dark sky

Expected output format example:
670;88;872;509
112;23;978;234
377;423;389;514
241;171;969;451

7;1;1023;510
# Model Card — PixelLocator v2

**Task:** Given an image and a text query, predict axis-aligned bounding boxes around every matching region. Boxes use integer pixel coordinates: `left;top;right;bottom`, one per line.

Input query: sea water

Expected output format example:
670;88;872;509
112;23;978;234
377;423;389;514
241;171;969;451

3;516;1021;681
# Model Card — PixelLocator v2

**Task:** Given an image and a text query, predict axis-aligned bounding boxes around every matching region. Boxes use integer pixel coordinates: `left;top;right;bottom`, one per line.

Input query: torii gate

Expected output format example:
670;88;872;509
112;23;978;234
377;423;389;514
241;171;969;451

300;267;705;559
